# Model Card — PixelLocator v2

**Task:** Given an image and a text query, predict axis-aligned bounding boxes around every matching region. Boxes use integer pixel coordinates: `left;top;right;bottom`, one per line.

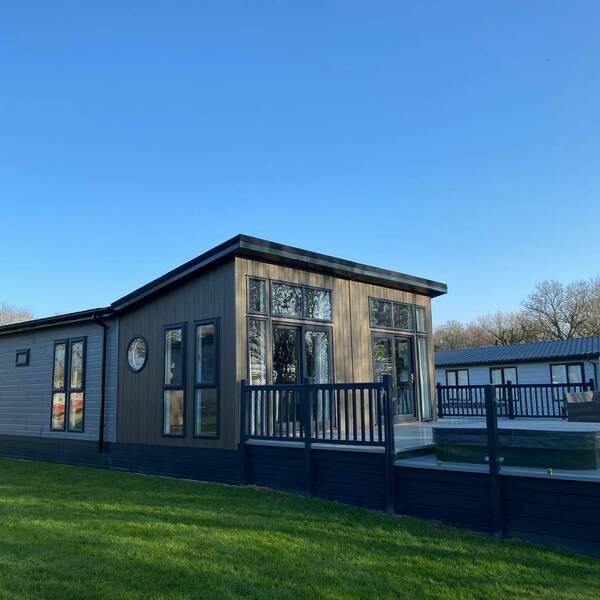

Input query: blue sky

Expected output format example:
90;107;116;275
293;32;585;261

1;1;599;325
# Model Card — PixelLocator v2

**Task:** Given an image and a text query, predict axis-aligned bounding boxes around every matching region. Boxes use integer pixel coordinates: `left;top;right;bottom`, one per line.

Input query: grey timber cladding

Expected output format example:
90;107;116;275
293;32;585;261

117;259;237;449
0;319;118;442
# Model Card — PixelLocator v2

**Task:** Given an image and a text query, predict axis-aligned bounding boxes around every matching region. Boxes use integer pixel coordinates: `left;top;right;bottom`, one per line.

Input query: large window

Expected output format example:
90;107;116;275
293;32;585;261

550;363;584;384
51;339;86;432
271;281;332;321
490;366;518;385
163;325;185;436
194;320;218;437
369;298;415;331
446;369;469;386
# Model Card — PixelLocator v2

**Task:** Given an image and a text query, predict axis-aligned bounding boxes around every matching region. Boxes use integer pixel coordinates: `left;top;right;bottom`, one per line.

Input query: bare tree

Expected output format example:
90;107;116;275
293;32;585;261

0;303;34;326
475;311;540;346
522;279;599;339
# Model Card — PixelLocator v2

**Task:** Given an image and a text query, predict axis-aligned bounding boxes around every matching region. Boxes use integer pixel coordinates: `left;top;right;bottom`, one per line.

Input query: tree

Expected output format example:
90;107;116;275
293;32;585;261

0;303;33;326
522;278;600;339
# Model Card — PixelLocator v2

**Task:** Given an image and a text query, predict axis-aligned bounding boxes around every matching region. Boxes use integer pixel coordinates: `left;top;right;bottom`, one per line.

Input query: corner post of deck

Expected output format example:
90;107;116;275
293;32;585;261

382;374;395;513
239;379;248;486
302;377;313;497
484;384;504;539
436;382;444;418
589;378;596;391
506;380;515;420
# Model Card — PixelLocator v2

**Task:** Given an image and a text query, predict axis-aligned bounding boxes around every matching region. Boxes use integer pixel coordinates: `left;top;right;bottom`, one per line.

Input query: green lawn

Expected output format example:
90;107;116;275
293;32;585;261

0;458;598;599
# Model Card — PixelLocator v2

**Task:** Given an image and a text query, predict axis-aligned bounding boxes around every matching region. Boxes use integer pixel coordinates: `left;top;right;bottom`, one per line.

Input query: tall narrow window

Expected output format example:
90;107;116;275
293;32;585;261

416;306;427;332
248;278;267;314
163;326;185;436
304;329;331;383
68;340;85;432
417;337;432;420
194;320;218;437
51;342;67;430
51;339;86;432
248;318;267;385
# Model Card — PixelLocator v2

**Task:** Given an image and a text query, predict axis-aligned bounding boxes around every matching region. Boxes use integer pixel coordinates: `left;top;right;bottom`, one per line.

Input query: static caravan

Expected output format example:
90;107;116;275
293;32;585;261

0;235;446;480
435;338;600;389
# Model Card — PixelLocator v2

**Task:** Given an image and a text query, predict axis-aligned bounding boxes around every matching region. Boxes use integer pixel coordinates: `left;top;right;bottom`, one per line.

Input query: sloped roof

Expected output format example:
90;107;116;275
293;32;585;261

0;307;112;336
435;336;600;367
111;234;448;310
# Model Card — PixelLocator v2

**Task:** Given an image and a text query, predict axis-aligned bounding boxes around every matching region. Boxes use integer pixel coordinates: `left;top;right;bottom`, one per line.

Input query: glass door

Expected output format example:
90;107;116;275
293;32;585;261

372;334;417;421
272;325;301;384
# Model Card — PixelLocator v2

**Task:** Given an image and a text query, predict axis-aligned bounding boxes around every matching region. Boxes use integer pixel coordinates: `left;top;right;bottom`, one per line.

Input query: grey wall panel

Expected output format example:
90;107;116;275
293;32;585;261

103;318;119;443
436;359;598;386
0;320;109;441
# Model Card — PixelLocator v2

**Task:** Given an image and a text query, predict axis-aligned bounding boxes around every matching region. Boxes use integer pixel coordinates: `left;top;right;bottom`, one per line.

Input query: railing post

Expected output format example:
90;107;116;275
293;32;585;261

484;384;504;539
302;377;313;497
506;380;514;420
436;382;444;418
239;379;248;486
589;378;596;391
382;374;395;514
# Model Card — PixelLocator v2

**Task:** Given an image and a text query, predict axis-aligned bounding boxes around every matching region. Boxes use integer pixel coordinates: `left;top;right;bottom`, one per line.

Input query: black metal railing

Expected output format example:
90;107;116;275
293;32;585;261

437;379;596;419
240;380;391;445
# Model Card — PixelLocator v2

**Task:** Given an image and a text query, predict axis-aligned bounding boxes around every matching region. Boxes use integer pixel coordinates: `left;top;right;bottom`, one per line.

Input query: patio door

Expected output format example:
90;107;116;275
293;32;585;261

372;334;416;421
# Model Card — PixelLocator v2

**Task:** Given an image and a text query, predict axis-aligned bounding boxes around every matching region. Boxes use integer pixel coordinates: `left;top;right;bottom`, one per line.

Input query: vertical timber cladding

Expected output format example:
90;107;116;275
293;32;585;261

234;257;435;409
117;260;238;449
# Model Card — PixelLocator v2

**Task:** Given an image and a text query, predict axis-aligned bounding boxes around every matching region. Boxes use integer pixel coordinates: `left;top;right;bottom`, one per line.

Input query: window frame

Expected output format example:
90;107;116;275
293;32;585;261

489;366;519;385
15;349;30;367
368;297;416;332
270;279;333;323
247;316;270;386
445;369;470;386
193;318;220;439
247;276;268;316
550;362;585;385
415;306;428;333
126;336;148;373
50;338;87;433
67;337;87;432
162;323;187;438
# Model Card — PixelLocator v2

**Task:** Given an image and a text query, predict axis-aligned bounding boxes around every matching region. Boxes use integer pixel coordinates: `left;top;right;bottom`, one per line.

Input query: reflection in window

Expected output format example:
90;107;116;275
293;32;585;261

248;278;266;314
194;321;218;437
370;300;393;329
271;282;303;317
51;339;86;432
551;363;584;384
53;343;66;390
416;306;427;332
393;303;414;330
272;326;300;384
69;392;84;432
51;393;66;430
196;323;216;384
163;326;185;436
248;319;267;385
164;390;184;435
164;328;183;386
195;388;217;437
372;336;394;382
304;288;332;321
417;337;432;420
305;330;330;383
70;341;84;390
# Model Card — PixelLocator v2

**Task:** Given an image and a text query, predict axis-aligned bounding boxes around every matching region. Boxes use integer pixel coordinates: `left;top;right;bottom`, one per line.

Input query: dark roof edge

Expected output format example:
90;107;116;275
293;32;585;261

111;234;448;311
0;307;113;337
436;353;600;368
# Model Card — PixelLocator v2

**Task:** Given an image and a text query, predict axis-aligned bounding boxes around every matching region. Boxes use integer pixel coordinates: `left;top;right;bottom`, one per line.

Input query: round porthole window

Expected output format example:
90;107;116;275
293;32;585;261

127;337;147;372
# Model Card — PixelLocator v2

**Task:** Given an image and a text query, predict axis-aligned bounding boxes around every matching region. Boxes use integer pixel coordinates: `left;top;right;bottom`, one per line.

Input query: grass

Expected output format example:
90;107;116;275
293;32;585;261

0;458;599;599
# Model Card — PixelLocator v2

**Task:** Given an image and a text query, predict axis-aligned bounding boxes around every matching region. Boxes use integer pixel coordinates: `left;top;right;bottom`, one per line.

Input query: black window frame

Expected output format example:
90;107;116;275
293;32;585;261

247;316;269;386
162;323;187;438
445;369;469;386
15;349;30;367
50;338;87;433
550;362;585;385
193;318;220;439
247;276;268;315
270;279;333;323
368;297;416;332
489;366;519;385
